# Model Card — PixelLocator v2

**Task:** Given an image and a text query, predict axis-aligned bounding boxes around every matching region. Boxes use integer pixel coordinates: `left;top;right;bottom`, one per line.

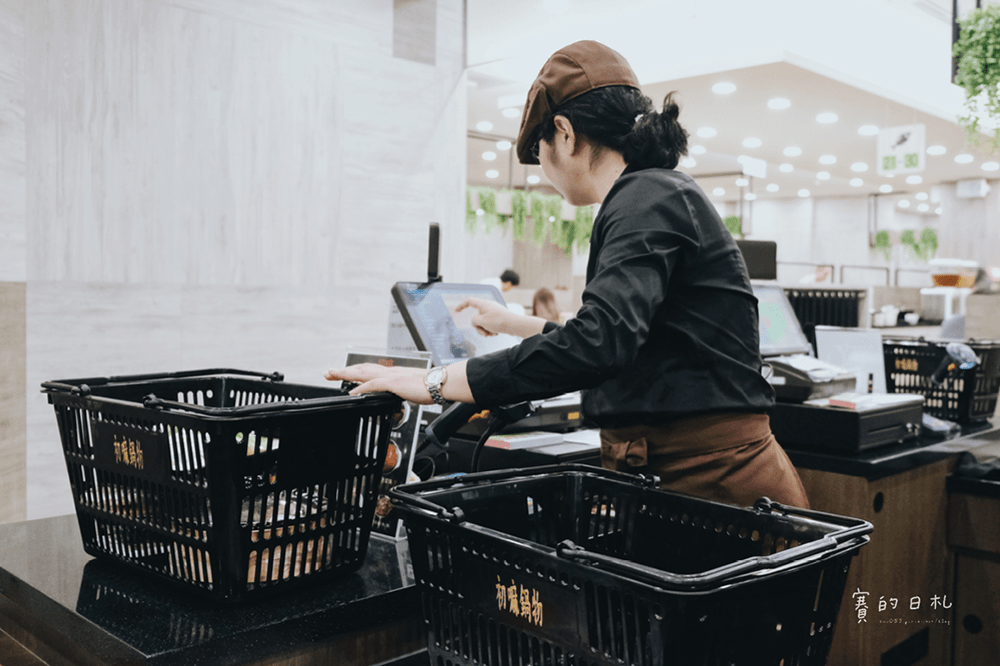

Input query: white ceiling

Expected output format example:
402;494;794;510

465;0;995;215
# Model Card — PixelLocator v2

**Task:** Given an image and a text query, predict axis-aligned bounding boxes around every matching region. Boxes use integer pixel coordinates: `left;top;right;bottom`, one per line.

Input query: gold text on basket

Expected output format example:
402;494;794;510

112;435;145;470
496;576;543;627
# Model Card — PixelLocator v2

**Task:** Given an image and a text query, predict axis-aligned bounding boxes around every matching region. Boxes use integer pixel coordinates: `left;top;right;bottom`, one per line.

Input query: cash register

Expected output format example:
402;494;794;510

754;281;924;452
384;225;597;473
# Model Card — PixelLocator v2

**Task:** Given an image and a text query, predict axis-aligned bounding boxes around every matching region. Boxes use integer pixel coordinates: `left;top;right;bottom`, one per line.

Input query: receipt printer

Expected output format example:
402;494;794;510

765;354;857;402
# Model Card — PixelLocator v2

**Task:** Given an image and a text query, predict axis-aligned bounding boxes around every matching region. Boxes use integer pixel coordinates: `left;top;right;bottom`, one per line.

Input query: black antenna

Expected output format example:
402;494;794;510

426;223;443;283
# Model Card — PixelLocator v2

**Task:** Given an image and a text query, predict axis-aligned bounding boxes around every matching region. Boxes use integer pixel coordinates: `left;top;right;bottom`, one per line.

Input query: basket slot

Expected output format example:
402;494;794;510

248;535;334;586
169;541;213;587
176;389;213;407
167;426;209;486
53;405;94;459
587;582;645;663
229;387;292;408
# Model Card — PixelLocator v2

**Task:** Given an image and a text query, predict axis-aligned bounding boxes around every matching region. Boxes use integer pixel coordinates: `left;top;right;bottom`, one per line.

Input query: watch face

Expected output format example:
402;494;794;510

426;367;445;385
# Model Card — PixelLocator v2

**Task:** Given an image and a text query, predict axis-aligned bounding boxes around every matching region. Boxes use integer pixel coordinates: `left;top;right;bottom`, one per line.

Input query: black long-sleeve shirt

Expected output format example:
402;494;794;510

466;166;775;428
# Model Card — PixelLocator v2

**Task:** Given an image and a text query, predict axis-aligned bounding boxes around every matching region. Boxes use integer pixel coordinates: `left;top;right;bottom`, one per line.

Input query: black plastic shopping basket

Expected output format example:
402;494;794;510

43;368;402;602
390;465;872;666
883;338;1000;423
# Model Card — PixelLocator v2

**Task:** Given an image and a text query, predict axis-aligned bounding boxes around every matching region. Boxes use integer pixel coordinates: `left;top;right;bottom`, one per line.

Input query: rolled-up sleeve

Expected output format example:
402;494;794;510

466;183;701;406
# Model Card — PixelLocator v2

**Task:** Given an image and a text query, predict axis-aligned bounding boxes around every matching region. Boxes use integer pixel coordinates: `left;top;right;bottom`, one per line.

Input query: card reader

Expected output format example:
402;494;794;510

765;355;857;402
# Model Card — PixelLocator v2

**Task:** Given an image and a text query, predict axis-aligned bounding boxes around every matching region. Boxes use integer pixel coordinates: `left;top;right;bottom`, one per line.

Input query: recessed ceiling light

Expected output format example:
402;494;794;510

482;151;497;161
906;175;922;184
819;155;837;165
713;187;726;196
527;174;541;184
926;145;946;155
501;107;521;118
850;178;863;186
916;192;928;200
955;153;974;163
690;144;707;155
935;207;943;214
982;162;1000;171
736;155;750;164
496;140;512;151
858;125;879;136
767;98;791;110
742;137;762;148
917;203;930;212
816;112;838;124
766;183;779;192
817;171;831;180
851;162;869;172
879;184;893;193
712;82;737;94
735;177;749;187
486;169;499;178
798;189;811;198
697;127;717;138
783;146;802;157
476;120;494;132
898;200;910;208
745;193;757;201
779;163;794;173
681;157;697;168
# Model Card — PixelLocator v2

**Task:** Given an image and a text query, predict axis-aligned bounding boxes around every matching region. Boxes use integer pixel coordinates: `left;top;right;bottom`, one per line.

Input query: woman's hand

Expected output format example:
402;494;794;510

325;364;434;404
325;360;475;404
455;297;511;337
456;298;548;339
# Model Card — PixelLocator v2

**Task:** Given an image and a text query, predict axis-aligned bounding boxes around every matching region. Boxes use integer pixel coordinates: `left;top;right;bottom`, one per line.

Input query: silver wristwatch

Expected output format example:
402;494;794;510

423;366;449;406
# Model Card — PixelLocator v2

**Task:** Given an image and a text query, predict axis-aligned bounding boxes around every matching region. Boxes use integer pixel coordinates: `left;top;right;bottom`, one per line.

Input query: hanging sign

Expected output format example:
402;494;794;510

877;124;925;176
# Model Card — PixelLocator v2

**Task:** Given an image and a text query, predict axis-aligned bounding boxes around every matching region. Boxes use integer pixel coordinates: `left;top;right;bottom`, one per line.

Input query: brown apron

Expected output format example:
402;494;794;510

600;413;809;509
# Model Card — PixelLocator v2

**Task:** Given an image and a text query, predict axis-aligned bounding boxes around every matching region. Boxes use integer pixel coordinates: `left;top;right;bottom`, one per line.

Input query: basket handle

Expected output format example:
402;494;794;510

553;535;846;592
392;464;659;496
388;465;661;523
750;496;875;541
41;369;284;396
141;391;399;416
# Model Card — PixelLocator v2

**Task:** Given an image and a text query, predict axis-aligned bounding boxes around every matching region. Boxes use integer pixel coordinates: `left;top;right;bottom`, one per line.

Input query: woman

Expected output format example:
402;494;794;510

531;287;561;323
326;40;808;509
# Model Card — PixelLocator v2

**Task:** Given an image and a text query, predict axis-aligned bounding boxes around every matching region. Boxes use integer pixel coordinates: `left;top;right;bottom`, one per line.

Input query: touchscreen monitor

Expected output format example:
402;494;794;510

752;281;812;357
391;281;517;366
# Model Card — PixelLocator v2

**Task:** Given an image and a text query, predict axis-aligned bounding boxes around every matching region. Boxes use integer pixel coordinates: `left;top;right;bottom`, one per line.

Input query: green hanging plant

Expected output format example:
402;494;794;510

574;204;594;252
465;187;593;254
874;230;892;261
530;194;548;246
477;187;500;234
557;218;575;252
953;4;1000;151
465;187;478;234
511;190;528;241
918;227;938;262
723;215;742;238
900;228;939;262
543;196;564;246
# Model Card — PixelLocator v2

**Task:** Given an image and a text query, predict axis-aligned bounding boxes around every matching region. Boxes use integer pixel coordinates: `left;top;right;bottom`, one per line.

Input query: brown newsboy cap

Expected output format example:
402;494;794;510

515;40;641;165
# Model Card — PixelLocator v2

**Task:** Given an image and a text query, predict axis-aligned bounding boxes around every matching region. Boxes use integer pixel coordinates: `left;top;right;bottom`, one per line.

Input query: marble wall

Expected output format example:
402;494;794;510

0;0;25;284
0;0;26;524
2;0;467;521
